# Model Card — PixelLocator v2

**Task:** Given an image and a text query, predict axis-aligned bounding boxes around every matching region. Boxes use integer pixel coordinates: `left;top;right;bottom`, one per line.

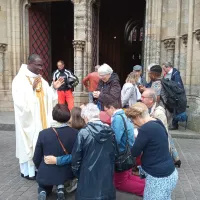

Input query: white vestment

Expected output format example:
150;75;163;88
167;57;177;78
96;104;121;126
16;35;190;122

12;64;57;177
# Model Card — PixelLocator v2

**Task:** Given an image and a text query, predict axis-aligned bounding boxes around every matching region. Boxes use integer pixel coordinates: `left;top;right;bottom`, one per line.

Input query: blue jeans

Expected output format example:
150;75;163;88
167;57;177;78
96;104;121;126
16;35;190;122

88;92;94;103
172;112;187;127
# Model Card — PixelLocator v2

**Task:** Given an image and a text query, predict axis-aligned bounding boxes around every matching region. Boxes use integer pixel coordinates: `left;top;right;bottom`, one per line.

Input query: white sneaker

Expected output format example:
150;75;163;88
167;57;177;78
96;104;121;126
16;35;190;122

65;178;78;193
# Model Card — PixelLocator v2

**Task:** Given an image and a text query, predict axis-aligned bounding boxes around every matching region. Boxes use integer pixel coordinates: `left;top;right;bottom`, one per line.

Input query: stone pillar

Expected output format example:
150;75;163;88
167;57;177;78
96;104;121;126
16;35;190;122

186;0;194;93
73;40;86;92
0;44;7;74
194;29;200;46
163;38;175;65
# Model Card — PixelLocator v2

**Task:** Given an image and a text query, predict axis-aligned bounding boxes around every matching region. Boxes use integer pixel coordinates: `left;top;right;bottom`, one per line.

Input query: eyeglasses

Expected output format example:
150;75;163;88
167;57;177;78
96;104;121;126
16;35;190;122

141;96;152;99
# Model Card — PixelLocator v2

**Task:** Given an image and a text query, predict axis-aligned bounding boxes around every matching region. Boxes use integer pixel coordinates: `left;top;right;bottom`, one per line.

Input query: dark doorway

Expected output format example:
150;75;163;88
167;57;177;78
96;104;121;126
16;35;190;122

99;0;146;84
29;1;74;82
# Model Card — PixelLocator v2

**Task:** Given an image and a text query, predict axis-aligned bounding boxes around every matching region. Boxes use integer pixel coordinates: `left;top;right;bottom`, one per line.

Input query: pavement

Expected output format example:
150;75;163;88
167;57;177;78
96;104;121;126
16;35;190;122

1;112;200;199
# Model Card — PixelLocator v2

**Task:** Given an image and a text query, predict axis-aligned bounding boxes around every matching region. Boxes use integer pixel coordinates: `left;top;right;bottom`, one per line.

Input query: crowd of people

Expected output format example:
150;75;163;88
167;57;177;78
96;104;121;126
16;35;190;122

12;53;187;200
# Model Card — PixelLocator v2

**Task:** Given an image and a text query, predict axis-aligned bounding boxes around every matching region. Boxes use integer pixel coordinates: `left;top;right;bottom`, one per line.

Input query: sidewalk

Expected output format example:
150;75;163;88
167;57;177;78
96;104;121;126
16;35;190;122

1;112;199;139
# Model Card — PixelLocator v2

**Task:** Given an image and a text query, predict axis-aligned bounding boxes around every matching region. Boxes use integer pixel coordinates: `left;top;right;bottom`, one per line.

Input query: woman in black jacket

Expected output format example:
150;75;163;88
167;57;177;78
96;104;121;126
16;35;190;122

33;104;78;200
72;103;116;200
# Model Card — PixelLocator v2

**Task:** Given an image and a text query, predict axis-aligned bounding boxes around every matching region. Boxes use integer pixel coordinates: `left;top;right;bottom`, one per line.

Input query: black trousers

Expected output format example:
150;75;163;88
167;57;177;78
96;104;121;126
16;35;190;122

38;184;53;196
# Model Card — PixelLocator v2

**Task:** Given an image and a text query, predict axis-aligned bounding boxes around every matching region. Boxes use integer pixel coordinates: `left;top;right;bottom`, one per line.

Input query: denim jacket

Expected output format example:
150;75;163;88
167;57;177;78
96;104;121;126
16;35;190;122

111;109;134;152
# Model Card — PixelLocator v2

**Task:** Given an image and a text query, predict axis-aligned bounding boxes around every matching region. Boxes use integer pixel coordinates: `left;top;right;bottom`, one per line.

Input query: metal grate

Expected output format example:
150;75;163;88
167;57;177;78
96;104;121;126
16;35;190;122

29;3;51;82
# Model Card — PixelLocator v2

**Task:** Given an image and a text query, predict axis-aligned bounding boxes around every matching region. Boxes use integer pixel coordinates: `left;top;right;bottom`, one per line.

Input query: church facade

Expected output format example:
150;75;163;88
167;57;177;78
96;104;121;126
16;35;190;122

0;0;200;131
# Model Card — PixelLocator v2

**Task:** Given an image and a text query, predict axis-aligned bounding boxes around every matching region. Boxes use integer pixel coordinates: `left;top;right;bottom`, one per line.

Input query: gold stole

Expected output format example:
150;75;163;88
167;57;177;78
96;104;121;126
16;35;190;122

26;76;47;129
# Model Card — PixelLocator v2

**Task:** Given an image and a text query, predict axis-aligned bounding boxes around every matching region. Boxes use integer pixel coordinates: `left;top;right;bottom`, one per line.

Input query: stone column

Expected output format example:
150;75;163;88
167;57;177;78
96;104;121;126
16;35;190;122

163;38;175;65
186;0;194;93
73;40;86;93
194;29;200;46
0;44;7;73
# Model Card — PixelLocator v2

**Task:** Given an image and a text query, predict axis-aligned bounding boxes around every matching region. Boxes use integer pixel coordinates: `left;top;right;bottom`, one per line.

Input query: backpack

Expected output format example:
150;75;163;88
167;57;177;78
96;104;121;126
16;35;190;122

68;73;79;88
160;78;187;114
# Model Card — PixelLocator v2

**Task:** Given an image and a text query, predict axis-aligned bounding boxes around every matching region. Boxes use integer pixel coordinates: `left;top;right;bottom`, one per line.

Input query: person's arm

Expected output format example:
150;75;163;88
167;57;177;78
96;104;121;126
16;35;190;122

57;155;72;165
82;75;90;88
131;129;149;157
33;132;43;169
111;116;124;145
98;81;121;102
174;73;184;89
71;131;84;178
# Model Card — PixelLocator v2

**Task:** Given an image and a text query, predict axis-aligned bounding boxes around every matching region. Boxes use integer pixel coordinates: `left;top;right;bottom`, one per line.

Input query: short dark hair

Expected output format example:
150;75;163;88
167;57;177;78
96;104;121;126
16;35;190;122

57;60;64;65
103;97;121;109
71;107;85;130
52;104;71;123
28;54;41;64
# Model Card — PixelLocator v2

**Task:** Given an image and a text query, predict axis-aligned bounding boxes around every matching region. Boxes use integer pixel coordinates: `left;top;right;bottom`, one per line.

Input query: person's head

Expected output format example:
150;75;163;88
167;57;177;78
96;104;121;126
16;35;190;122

70;107;85;130
27;54;43;75
125;102;150;127
133;65;142;77
148;65;162;81
52;104;71;123
162;62;173;74
81;103;100;123
141;88;157;108
126;72;137;84
57;60;65;71
147;63;157;72
94;65;100;72
103;98;121;117
98;63;113;82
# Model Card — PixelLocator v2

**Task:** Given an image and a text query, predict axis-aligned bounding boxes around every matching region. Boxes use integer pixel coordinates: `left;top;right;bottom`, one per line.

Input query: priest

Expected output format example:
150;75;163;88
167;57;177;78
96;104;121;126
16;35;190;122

12;54;64;180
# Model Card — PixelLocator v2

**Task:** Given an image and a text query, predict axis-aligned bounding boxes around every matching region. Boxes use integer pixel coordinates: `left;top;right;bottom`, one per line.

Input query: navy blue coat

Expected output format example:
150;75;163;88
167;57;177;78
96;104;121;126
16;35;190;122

33;126;78;186
171;68;184;89
72;120;116;200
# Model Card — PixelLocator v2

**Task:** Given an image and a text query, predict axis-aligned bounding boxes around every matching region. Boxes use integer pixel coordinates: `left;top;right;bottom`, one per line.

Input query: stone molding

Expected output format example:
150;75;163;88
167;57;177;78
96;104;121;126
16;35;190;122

0;44;7;53
181;34;188;47
163;38;175;50
73;40;86;51
194;29;200;43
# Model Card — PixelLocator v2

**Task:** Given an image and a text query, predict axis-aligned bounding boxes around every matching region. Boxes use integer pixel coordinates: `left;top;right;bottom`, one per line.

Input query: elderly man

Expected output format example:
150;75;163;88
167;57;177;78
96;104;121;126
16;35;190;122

162;62;184;89
12;54;64;180
133;65;146;86
141;88;181;167
93;63;121;110
83;65;100;103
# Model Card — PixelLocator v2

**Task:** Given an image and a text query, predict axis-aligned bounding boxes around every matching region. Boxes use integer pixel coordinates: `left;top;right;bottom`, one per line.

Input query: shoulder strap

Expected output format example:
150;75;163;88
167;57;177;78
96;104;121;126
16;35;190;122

118;114;130;149
52;127;68;155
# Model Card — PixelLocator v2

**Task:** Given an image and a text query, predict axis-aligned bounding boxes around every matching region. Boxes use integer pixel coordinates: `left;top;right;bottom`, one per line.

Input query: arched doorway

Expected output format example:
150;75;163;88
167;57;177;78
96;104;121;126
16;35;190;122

98;0;146;84
29;1;74;82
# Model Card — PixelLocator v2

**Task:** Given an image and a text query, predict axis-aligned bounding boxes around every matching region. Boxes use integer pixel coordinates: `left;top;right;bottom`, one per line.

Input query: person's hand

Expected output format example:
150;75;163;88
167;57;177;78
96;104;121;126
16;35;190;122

44;155;57;165
53;77;65;89
93;91;100;98
32;77;42;90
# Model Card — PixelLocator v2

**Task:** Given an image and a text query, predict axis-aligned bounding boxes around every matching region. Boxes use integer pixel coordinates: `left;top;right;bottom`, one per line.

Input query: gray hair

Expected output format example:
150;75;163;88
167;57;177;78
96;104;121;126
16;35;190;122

81;103;100;121
162;62;173;68
95;65;100;72
145;88;157;103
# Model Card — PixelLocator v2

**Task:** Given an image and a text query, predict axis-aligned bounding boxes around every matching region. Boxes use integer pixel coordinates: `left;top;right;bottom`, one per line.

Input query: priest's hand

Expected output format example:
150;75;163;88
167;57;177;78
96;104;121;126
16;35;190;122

53;77;65;89
44;155;57;165
32;77;41;90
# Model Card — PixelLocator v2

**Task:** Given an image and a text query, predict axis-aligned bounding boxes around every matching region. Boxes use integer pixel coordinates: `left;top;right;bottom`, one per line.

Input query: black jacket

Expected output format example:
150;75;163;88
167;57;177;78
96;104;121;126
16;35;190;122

171;68;184;89
97;73;121;107
72;120;116;200
52;69;77;91
33;126;78;186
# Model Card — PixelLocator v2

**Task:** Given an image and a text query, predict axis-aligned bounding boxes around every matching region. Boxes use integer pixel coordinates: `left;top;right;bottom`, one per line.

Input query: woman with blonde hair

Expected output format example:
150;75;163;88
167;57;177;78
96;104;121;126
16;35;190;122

121;72;140;108
125;102;178;200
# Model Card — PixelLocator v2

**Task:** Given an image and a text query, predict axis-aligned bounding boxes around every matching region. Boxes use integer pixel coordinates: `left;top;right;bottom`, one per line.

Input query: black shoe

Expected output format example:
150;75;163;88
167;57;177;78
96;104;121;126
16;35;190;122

57;190;65;200
25;176;36;180
38;191;46;200
169;126;178;130
175;160;181;168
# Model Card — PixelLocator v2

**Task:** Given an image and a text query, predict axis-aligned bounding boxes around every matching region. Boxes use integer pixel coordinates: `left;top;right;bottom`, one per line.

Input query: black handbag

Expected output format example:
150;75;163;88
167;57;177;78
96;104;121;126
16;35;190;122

115;114;135;172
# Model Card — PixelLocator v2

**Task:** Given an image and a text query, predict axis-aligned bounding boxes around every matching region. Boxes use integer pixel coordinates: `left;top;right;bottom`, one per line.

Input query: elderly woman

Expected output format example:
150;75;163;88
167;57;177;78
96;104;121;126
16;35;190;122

33;104;78;200
93;63;121;110
125;102;178;200
72;103;116;200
